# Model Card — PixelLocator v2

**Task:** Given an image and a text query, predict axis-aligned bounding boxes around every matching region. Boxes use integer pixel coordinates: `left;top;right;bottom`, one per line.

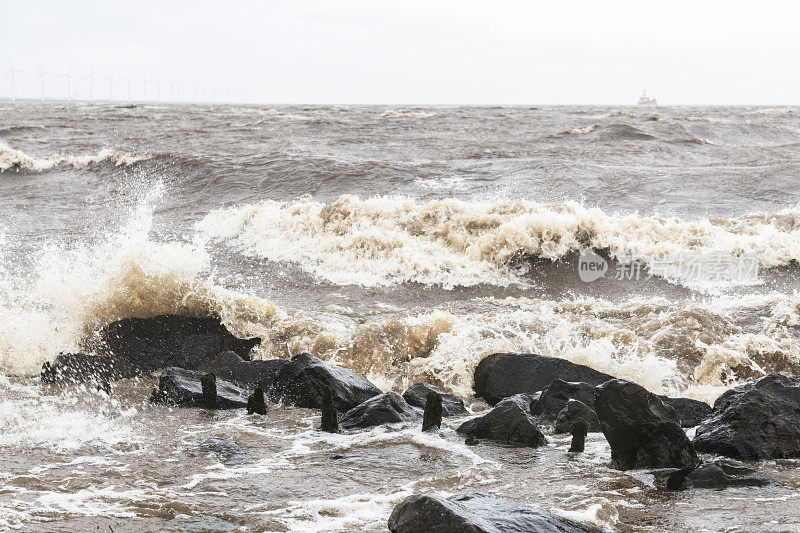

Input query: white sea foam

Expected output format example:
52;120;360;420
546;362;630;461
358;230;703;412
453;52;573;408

197;195;800;289
2;189;797;401
380;110;434;119
566;124;598;134
0;142;150;173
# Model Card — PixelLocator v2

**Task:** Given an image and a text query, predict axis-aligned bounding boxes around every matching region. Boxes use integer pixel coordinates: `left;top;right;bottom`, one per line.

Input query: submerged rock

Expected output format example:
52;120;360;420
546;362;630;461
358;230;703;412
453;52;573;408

694;373;800;459
40;352;141;385
659;396;712;428
402;383;468;417
667;458;774;490
198;350;288;394
388;493;603;533
456;394;546;447
274;352;381;411
339;392;421;430
532;380;597;419
198;438;245;464
150;367;249;409
473;353;615;405
99;314;261;373
555;399;601;434
594;379;698;470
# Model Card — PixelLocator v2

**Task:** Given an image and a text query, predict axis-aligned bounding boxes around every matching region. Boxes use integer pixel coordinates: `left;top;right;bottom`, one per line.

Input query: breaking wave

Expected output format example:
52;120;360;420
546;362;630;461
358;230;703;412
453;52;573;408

0;143;151;173
380;110;435;119
4;190;799;402
196;195;800;289
564;124;598;135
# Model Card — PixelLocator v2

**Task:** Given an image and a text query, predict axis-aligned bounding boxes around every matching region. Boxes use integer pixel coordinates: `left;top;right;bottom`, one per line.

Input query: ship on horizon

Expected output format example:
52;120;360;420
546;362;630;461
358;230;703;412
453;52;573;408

638;90;657;105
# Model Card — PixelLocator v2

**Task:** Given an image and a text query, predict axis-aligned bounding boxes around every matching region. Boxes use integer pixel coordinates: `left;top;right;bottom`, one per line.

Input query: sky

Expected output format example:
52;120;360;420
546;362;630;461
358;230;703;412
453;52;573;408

2;0;799;105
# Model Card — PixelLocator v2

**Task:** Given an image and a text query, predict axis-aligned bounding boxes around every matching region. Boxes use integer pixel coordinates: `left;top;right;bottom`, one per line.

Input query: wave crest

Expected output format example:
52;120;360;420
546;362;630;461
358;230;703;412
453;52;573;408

197;195;800;289
0;143;150;173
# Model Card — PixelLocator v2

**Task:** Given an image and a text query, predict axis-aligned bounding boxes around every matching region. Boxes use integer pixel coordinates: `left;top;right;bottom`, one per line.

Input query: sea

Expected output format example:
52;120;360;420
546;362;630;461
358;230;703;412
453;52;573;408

1;102;800;531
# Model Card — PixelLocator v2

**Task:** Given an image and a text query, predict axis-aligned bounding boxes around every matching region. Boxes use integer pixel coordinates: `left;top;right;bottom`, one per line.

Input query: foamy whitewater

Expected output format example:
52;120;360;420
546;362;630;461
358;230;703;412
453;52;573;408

2;102;800;531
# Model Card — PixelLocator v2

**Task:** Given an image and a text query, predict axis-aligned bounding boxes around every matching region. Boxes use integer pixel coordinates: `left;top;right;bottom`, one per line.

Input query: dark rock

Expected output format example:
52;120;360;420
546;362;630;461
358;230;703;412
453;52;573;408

150;367;249;409
198;438;244;465
339;392;421;430
320;386;339;433
569;418;590;453
456;394;546;447
532;380;596;419
198;350;288;394
465;435;479;446
40;353;141;384
201;373;217;409
474;353;615;405
422;391;443;432
247;387;268;415
402;383;468;417
694;373;800;460
388;493;603;533
667;458;774;490
659;395;712;428
594;379;698;470
274;352;381;411
554;399;602;434
98;314;261;373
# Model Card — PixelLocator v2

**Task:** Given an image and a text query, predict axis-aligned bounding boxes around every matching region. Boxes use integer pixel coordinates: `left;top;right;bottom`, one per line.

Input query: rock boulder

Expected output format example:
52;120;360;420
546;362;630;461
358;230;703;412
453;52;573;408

594;379;698;470
473;353;614;405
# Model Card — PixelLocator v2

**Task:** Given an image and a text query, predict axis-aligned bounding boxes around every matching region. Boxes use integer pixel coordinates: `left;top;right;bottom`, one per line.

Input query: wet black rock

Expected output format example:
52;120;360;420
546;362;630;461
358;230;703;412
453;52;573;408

694;373;800;460
658;396;712;428
198;350;288;394
320;386;339;433
402;383;468;417
339;392;421;430
532;380;597;419
150;367;249;409
99;314;261;373
247;387;268;415
421;391;443;432
594;379;698;470
456;394;546;447
40;352;141;384
273;352;381;411
473;353;615;405
388;493;603;533
667;458;774;490
201;373;218;409
569;418;590;453
554;399;602;434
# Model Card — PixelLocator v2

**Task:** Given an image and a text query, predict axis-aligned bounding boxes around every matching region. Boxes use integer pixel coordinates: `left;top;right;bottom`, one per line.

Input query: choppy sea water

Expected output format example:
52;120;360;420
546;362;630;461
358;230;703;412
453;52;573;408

1;103;800;531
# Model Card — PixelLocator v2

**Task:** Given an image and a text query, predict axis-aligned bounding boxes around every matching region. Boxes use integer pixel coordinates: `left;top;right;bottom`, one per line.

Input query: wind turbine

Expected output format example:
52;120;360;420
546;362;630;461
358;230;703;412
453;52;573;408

61;66;76;101
120;74;133;101
35;62;55;102
104;71;115;101
140;74;149;101
4;58;24;102
83;68;98;101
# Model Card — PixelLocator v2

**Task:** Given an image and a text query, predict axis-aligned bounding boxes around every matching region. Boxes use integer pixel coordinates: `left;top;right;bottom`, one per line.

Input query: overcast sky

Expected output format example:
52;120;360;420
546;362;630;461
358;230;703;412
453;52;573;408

2;0;799;104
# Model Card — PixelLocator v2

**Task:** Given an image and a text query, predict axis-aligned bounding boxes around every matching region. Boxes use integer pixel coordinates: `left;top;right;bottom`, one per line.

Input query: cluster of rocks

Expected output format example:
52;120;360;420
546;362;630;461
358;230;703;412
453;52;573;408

42;317;797;531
